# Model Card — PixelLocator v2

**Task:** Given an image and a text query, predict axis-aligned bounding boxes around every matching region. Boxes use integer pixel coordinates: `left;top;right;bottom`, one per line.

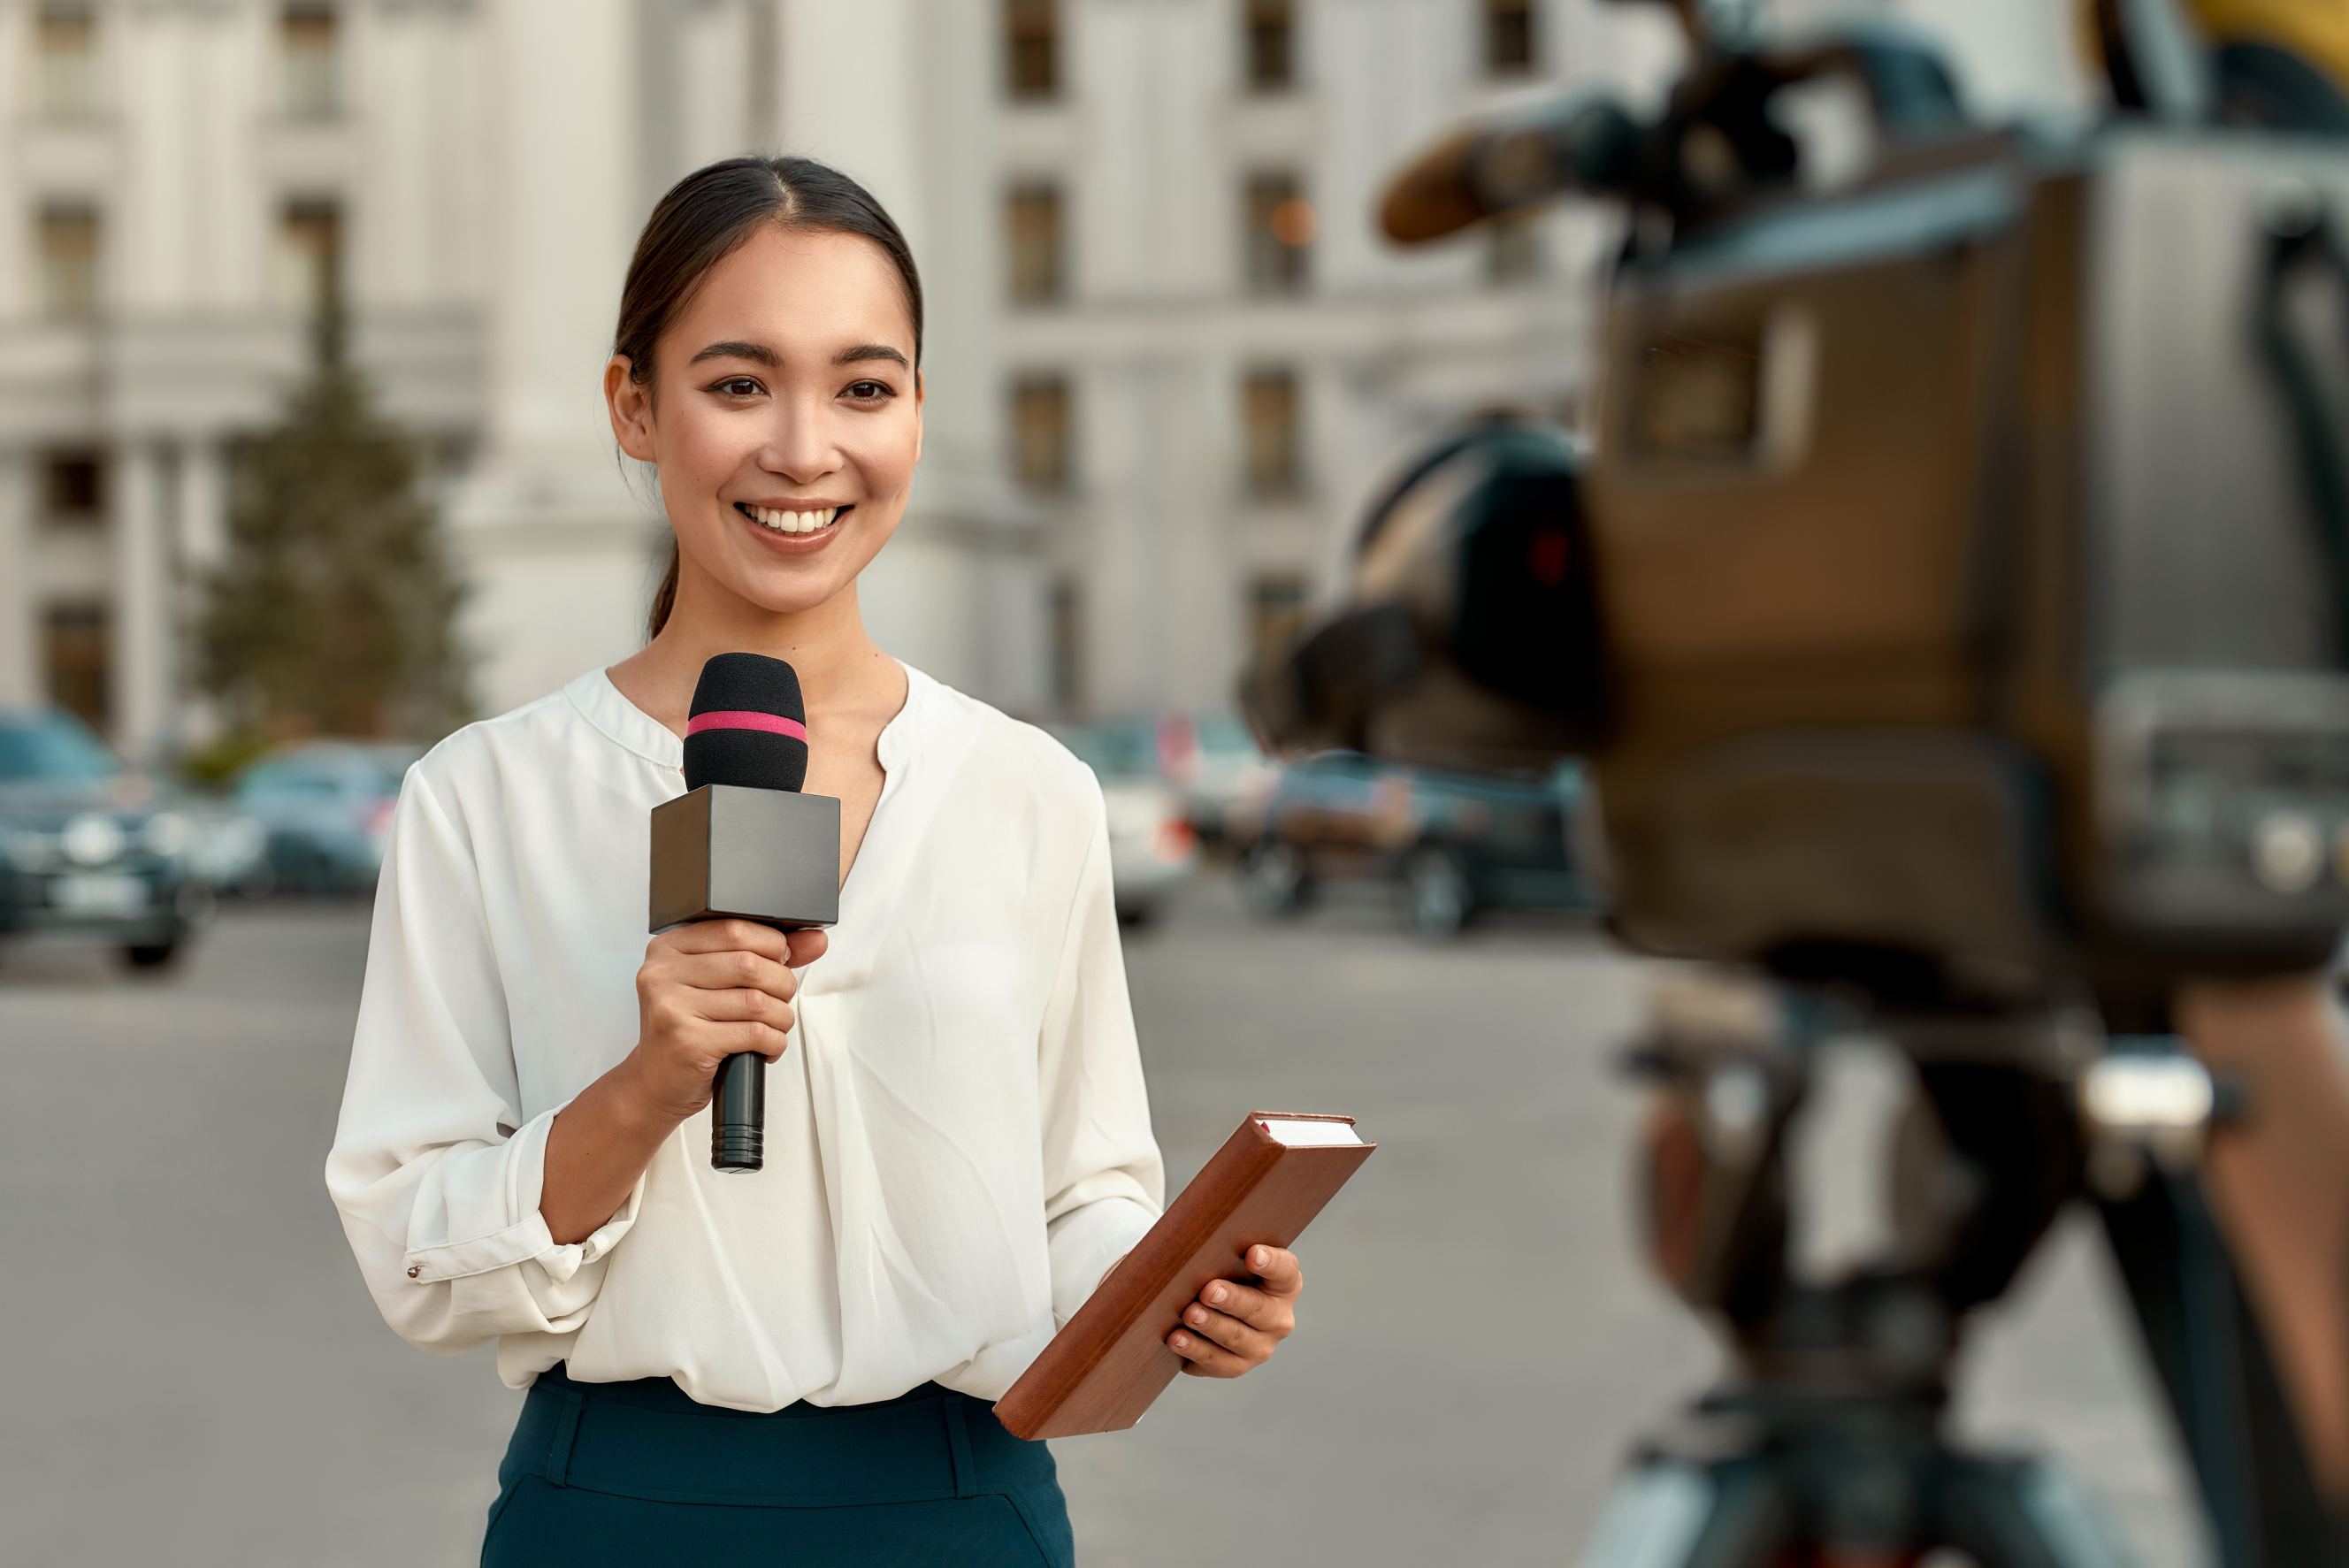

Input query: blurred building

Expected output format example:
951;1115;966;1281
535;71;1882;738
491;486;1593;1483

0;0;2085;761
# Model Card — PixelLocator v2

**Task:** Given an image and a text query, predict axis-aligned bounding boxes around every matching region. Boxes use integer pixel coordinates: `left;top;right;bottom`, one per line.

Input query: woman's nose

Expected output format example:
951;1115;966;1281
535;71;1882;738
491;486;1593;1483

758;402;841;482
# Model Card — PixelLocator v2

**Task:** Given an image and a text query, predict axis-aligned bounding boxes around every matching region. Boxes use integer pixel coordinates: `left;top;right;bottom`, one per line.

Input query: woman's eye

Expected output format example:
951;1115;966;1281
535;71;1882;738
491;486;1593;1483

845;380;894;402
711;377;762;397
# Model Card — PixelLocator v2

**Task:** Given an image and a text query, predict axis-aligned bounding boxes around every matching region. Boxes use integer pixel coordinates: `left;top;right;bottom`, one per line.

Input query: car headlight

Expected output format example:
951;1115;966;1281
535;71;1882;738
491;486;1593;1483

141;811;192;858
0;824;62;873
62;814;126;866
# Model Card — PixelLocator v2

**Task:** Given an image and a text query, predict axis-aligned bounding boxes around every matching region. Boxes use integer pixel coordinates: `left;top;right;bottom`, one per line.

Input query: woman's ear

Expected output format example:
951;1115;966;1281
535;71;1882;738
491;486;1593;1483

606;356;656;463
912;370;924;466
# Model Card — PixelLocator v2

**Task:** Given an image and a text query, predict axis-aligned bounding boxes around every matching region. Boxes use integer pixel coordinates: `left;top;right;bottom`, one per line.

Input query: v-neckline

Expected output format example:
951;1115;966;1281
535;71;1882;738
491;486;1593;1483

831;664;915;900
592;660;922;904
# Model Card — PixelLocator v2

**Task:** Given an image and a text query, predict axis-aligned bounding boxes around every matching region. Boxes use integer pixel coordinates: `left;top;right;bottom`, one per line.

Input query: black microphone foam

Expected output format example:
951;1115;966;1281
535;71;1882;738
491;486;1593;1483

684;652;807;793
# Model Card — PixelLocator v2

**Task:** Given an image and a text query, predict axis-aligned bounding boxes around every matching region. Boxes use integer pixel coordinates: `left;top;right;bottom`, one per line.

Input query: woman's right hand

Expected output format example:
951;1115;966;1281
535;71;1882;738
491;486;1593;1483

623;918;830;1125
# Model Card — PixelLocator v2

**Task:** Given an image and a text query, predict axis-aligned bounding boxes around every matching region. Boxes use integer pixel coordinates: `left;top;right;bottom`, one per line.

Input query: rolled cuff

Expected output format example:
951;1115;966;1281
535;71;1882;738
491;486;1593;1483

400;1102;644;1288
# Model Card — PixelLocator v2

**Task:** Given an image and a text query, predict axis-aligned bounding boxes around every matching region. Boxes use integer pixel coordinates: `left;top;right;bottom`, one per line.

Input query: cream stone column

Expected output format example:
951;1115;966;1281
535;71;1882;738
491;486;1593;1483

110;440;174;761
445;0;653;716
173;437;228;744
0;449;37;708
776;0;1038;703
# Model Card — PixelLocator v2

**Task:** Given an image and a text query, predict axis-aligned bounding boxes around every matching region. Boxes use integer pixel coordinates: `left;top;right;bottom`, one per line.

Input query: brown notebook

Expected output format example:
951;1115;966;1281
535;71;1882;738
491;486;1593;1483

994;1110;1376;1441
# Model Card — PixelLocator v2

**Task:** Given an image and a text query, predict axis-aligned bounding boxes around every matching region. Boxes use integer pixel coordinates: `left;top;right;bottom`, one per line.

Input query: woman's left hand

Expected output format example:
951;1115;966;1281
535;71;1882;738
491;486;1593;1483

1167;1245;1302;1379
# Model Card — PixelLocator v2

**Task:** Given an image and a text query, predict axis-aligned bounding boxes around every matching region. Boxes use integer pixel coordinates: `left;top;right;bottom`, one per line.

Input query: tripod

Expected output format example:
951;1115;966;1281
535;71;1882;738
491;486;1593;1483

1576;975;2344;1567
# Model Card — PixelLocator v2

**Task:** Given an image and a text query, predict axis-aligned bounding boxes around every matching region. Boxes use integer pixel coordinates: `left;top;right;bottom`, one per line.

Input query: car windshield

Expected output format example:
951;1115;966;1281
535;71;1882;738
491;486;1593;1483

1059;723;1159;781
241;751;395;799
1190;713;1260;758
0;713;121;784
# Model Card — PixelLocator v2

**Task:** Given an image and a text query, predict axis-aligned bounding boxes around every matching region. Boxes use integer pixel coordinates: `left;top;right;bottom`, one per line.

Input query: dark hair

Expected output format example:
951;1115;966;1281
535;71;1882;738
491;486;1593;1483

617;156;925;641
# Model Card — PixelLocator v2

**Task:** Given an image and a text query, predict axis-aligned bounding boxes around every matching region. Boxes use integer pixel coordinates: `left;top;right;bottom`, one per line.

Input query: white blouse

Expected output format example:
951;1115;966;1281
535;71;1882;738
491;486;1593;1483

323;661;1166;1413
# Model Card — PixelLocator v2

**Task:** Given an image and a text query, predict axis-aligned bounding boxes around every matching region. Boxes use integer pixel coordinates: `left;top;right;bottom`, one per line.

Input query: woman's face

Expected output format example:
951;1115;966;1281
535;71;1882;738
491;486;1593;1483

606;224;922;618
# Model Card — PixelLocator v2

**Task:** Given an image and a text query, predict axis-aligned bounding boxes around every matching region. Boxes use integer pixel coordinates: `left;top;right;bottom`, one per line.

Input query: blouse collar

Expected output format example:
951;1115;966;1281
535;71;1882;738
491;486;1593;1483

565;659;933;775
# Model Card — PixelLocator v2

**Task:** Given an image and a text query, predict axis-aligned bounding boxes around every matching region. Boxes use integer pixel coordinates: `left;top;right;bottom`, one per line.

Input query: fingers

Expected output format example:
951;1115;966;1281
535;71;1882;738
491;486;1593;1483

675;947;800;1003
1175;1299;1282;1364
1169;1251;1305;1378
1167;1323;1251;1378
694;983;798;1034
1246;1245;1304;1297
786;928;829;968
662;918;793;960
720;1019;793;1063
1195;1277;1296;1337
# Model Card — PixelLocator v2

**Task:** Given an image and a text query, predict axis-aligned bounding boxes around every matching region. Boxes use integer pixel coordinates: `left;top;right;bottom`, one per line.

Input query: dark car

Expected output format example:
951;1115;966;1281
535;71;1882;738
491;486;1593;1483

229;740;419;894
0;708;211;968
1222;750;1597;937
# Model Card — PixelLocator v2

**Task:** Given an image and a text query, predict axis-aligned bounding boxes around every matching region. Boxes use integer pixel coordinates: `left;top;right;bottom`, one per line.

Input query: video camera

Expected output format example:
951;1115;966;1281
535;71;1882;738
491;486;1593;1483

1243;0;2349;1007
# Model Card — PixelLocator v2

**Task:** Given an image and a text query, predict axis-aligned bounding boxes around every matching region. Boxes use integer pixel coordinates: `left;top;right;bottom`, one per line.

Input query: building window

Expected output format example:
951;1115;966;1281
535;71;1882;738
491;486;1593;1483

1248;572;1311;667
1242;368;1305;499
42;601;111;735
37;449;104;524
1243;172;1312;294
1005;181;1066;305
1005;0;1059;102
1485;0;1535;77
1049;577;1085;715
37;203;101;321
281;4;342;121
34;4;97;120
1011;374;1073;494
1486;210;1542;285
276;199;345;319
1243;0;1294;93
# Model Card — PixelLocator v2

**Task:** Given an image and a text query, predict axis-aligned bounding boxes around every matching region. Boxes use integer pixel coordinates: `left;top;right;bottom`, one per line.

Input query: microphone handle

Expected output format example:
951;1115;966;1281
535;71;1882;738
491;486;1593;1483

711;1045;765;1172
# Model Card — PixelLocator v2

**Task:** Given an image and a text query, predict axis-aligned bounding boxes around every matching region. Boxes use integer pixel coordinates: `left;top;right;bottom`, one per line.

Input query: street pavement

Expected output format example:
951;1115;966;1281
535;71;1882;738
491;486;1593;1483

0;874;2200;1566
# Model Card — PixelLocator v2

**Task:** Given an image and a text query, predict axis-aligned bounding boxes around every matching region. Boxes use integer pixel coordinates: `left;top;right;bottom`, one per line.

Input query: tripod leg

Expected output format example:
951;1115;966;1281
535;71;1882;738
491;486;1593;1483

1576;1455;1794;1568
2097;1167;2349;1565
1936;1455;2136;1568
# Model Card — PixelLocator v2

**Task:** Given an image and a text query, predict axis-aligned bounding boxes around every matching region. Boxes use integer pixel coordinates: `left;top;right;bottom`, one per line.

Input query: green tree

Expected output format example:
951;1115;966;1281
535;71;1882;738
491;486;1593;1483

194;301;476;746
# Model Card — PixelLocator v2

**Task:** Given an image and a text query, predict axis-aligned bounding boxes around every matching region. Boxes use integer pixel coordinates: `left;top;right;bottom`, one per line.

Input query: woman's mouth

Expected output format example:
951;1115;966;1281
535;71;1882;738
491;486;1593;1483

737;501;848;536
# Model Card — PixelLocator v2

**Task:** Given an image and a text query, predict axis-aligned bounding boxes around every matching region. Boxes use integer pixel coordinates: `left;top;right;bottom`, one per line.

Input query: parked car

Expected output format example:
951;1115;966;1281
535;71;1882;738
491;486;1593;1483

1063;710;1276;853
1221;750;1597;937
0;708;212;968
1159;711;1278;851
180;801;274;900
1048;721;1201;926
230;740;421;895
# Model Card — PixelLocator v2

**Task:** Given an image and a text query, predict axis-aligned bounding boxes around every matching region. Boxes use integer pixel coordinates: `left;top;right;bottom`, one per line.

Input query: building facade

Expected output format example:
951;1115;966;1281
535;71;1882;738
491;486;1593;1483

0;0;2083;761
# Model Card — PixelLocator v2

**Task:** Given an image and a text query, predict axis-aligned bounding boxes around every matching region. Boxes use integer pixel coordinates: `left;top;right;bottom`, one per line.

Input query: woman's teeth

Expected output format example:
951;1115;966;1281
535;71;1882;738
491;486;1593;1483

739;502;844;534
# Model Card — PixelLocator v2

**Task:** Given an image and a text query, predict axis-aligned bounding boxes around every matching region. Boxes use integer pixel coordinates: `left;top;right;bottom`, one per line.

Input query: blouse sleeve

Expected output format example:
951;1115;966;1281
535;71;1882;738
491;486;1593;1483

1036;773;1167;1328
322;759;647;1355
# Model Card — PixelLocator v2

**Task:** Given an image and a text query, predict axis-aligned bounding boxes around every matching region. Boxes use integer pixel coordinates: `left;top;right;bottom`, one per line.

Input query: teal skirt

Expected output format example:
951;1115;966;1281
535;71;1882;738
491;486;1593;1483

481;1362;1075;1566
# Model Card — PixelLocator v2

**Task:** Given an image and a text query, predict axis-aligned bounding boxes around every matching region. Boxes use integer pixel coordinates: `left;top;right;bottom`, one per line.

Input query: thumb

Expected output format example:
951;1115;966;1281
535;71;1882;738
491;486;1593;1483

787;928;830;968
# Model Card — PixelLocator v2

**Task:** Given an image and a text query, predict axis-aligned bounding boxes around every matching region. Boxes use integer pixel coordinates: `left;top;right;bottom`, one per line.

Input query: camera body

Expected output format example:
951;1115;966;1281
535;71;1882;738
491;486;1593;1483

1585;126;2349;995
1248;60;2349;998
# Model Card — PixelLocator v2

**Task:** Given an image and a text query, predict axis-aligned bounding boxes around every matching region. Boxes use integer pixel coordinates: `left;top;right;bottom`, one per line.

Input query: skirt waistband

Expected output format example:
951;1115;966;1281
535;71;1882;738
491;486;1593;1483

506;1364;1054;1509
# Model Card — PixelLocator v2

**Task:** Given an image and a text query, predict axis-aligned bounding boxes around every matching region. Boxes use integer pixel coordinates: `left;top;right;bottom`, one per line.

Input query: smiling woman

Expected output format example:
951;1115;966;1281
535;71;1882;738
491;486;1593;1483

324;153;1191;1568
606;157;927;641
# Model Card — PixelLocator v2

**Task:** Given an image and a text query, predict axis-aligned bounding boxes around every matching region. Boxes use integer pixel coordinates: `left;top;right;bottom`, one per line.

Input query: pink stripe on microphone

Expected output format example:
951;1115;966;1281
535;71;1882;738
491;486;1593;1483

686;709;808;742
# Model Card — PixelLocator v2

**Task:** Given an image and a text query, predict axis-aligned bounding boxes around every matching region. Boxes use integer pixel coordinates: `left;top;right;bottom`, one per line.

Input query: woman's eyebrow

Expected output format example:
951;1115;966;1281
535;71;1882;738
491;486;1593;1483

686;340;911;371
689;340;780;367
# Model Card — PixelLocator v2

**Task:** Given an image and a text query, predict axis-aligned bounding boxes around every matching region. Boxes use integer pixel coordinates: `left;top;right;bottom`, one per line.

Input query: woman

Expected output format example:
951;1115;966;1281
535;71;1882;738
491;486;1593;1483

323;157;1305;1565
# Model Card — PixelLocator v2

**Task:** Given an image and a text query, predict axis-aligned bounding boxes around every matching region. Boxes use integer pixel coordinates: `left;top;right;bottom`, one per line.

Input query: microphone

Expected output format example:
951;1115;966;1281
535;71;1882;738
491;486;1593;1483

648;653;841;1173
1378;94;1641;244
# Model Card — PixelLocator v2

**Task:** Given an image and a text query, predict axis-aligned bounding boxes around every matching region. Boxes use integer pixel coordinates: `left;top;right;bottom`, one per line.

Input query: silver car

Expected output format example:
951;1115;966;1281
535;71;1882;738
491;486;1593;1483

1049;721;1200;926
